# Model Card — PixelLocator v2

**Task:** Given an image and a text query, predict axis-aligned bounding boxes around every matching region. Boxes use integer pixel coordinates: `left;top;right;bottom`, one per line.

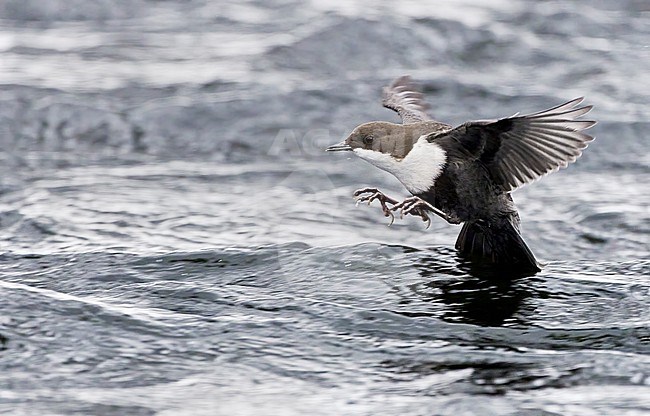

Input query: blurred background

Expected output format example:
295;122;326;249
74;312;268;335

0;1;648;415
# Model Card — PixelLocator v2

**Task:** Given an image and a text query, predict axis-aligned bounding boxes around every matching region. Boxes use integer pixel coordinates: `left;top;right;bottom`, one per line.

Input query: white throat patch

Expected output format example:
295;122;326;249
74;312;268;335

354;136;447;194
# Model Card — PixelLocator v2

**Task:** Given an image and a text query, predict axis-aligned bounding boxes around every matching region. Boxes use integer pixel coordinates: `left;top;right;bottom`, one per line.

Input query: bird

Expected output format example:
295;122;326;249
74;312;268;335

327;76;595;274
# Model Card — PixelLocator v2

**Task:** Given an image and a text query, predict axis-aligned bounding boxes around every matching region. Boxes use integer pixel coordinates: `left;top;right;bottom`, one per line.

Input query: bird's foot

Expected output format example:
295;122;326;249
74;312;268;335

390;196;434;229
353;187;398;225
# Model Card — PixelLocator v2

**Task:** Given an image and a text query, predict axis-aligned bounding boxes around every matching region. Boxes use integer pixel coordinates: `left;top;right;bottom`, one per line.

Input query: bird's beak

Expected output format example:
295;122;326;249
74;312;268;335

326;141;352;152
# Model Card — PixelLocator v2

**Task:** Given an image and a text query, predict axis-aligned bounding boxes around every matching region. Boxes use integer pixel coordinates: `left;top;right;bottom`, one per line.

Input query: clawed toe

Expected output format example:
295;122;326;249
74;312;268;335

361;192;381;205
353;187;375;198
352;191;439;229
352;188;397;226
389;197;434;229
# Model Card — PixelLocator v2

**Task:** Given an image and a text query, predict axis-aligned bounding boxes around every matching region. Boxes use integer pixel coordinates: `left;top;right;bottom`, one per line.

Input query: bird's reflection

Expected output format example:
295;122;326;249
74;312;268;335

408;246;538;327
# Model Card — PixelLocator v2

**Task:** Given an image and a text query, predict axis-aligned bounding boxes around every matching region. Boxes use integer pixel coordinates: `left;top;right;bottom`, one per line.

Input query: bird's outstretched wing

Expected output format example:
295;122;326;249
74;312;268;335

436;97;596;192
382;75;432;124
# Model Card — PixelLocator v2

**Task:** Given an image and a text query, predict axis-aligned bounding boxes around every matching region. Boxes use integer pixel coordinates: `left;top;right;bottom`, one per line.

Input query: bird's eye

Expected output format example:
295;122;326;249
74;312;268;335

363;136;374;146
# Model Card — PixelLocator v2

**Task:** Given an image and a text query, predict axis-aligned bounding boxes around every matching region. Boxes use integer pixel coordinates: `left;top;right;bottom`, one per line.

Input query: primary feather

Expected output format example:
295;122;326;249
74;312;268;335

434;97;596;192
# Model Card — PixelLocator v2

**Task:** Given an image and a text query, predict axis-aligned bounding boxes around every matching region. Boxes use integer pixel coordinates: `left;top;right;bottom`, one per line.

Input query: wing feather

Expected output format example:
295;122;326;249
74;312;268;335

525;96;585;116
438;97;596;192
381;75;432;124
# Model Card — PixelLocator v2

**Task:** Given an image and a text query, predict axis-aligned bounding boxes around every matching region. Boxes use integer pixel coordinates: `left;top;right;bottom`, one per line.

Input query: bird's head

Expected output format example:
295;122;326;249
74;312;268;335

327;121;447;194
326;122;416;164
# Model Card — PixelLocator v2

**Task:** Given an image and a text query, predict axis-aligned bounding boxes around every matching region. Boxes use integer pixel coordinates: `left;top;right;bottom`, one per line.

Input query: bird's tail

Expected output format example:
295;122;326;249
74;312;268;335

455;216;541;275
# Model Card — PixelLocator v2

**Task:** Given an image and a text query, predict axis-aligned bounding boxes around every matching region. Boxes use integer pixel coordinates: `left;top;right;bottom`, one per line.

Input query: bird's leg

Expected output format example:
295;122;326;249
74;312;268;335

389;196;455;229
353;187;398;225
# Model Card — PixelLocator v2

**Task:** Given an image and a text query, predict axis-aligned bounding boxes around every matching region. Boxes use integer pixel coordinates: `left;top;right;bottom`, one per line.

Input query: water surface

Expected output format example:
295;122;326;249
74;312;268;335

0;1;649;414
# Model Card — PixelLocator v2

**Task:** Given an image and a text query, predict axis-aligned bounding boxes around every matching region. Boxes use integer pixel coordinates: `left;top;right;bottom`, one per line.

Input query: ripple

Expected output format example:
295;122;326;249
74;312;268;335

0;242;648;414
0;0;649;414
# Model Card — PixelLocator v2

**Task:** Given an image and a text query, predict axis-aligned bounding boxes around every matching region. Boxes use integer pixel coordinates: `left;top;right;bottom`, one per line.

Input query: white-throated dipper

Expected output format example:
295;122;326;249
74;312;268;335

327;76;595;273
